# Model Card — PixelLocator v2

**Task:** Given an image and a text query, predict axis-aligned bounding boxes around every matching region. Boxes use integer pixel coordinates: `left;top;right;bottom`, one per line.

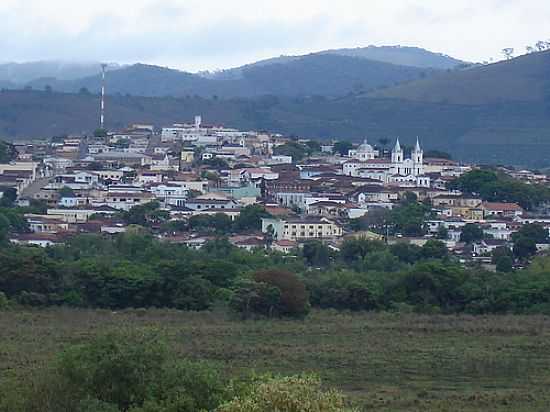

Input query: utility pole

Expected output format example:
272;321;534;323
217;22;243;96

100;63;107;130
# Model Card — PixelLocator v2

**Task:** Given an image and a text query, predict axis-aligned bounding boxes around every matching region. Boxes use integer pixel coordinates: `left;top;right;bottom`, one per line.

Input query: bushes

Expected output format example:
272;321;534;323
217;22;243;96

230;270;310;319
3;230;550;315
0;291;8;310
0;333;356;412
218;374;357;412
0;332;227;412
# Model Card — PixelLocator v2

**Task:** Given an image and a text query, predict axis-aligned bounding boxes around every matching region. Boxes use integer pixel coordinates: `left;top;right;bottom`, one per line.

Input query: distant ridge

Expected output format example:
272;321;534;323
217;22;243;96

369;49;550;104
0;45;465;98
24;55;434;99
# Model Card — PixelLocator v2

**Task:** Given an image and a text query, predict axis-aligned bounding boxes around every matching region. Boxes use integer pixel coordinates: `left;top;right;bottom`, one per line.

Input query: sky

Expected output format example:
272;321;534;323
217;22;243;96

0;0;549;71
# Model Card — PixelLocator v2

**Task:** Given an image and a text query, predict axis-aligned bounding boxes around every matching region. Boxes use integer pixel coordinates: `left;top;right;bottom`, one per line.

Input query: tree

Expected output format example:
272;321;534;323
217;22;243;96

189;214;232;234
304;140;321;153
495;255;513;272
341;238;385;264
536;40;549;52
273;142;309;161
460;224;484;243
512;223;549;244
233;205;271;233
253;269;310;318
389;201;430;236
424;150;452;160
436;226;449;240
4;332;227;412
513;237;537;260
421;240;448;260
229;278;281;319
0;291;8;310
449;170;550;211
502;48;514;60
302;241;330;267
0;188;17;207
218;375;356;412
390;242;422;264
94;128;107;138
119;202;169;227
58;186;75;198
333;141;353;156
0;140;17;163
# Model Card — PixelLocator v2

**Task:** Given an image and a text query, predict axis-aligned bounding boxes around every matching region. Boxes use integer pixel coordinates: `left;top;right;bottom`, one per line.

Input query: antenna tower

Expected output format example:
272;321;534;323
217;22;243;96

100;63;107;130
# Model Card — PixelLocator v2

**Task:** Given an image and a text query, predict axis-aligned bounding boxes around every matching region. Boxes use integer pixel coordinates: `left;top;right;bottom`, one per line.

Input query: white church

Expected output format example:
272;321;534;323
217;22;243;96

343;138;431;187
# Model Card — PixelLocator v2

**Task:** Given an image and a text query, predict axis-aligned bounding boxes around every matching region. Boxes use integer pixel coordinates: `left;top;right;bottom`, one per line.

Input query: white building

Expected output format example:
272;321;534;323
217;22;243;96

343;138;430;188
348;139;377;160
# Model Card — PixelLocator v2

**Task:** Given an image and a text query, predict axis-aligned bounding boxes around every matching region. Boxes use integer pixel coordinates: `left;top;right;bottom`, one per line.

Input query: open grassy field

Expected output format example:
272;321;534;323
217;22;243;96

2;309;550;411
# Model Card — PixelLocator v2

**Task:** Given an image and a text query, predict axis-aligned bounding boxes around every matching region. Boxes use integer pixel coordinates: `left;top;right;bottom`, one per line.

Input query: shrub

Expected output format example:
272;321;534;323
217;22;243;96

0;291;8;310
253;270;310;318
1;331;227;412
218;374;357;412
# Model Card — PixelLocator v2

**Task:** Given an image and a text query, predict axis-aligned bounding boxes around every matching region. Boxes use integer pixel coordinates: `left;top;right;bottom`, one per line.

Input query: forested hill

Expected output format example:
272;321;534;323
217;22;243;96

206;45;466;80
26;55;432;99
2;89;550;167
369;50;550;104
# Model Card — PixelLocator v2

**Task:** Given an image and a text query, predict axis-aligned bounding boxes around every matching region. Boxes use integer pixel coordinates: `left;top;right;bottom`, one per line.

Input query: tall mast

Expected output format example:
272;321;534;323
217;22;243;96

100;63;107;130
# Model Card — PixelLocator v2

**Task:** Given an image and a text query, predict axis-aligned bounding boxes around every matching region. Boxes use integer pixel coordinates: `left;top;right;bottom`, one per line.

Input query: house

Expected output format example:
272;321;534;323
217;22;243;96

103;192;156;211
150;184;189;207
185;196;240;211
231;236;265;251
47;207;117;223
25;214;70;233
481;202;524;218
271;239;298;254
472;240;510;256
9;233;67;247
307;201;348;218
262;217;343;241
352;186;399;204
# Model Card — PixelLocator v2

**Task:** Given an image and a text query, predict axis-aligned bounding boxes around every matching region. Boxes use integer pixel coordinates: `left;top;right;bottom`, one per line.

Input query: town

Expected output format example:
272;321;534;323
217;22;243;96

1;115;549;271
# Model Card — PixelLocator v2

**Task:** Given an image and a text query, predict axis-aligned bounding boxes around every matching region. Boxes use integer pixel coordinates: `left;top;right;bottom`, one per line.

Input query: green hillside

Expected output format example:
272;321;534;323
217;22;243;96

26;55;431;98
1;90;550;167
369;50;550;104
320;45;466;69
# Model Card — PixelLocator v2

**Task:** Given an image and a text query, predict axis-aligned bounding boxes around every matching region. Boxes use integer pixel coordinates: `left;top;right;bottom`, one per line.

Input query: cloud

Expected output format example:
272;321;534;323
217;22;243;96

0;0;549;70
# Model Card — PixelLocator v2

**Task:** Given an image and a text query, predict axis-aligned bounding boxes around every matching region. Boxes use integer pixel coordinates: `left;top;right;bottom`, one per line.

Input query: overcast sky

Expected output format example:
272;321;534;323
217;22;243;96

1;0;549;71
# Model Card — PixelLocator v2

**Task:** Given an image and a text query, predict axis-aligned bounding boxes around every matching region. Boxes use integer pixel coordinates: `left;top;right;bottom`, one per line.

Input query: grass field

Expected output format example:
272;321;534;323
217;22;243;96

2;309;550;411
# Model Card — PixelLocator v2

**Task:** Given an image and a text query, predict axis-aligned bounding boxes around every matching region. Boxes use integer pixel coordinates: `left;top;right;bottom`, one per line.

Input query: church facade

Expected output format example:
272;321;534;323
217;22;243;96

343;138;430;188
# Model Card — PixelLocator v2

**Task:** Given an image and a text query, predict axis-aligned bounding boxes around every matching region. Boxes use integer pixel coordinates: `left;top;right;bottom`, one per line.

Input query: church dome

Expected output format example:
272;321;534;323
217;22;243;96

357;139;374;153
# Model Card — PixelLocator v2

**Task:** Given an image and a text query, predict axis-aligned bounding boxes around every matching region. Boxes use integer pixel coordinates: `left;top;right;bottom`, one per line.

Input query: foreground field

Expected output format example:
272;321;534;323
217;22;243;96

1;309;550;411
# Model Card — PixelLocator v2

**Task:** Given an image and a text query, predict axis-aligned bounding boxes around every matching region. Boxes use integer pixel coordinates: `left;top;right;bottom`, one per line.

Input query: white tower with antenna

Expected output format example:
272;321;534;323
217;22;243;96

100;63;107;131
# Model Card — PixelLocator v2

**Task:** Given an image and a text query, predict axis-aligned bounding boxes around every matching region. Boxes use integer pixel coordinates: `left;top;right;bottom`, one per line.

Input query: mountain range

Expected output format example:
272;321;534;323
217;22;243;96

0;47;549;167
2;46;465;99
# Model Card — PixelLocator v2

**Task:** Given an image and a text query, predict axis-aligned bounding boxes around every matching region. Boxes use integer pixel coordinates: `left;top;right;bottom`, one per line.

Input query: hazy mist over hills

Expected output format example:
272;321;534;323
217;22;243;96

0;46;464;98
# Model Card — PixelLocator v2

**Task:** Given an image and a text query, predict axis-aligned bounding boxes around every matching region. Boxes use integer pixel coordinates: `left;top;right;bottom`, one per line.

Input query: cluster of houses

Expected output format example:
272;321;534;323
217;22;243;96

2;116;550;266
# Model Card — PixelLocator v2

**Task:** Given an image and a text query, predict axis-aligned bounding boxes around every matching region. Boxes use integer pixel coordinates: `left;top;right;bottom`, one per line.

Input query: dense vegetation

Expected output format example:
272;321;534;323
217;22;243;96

0;330;354;412
369;49;550;105
2;225;550;315
1;89;550;167
449;169;550;210
0;139;16;162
